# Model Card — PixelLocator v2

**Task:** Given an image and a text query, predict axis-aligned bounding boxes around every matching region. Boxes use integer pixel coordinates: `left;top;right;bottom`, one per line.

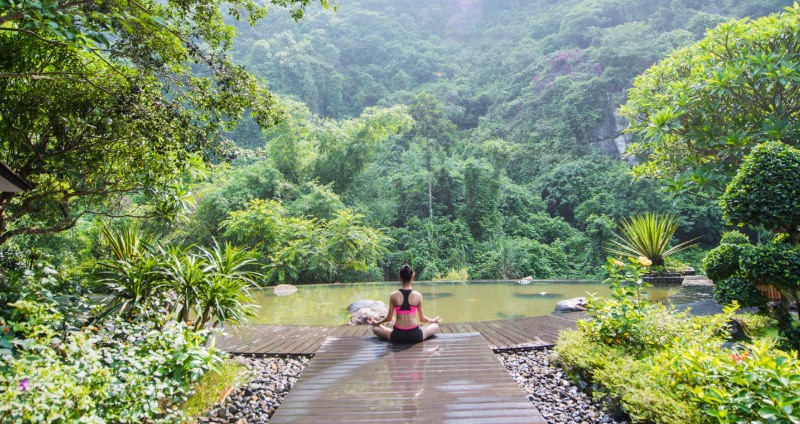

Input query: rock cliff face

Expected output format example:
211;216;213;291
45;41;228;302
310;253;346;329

590;95;635;163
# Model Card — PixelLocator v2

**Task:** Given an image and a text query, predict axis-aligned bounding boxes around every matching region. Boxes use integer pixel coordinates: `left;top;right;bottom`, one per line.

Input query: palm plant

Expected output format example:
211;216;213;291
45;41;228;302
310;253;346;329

194;241;261;330
194;274;258;330
98;254;163;318
99;223;153;261
198;240;261;287
160;245;209;322
96;224;162;318
606;212;698;267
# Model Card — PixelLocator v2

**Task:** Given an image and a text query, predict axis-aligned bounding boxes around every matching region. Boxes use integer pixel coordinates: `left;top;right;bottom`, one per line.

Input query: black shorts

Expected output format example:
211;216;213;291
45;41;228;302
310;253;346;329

390;326;423;343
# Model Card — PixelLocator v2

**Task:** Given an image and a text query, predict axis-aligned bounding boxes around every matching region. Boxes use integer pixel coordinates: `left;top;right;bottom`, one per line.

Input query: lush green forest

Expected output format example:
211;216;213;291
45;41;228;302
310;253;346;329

4;0;794;284
171;0;792;281
5;1;800;422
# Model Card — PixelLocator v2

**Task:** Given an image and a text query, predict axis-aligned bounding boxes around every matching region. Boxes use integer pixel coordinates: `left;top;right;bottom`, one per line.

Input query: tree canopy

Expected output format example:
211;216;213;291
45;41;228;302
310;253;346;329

620;4;800;198
0;0;331;244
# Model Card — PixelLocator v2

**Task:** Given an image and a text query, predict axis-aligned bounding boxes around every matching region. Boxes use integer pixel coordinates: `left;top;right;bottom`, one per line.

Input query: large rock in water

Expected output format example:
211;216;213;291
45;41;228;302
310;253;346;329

347;300;388;325
554;297;588;313
273;284;297;296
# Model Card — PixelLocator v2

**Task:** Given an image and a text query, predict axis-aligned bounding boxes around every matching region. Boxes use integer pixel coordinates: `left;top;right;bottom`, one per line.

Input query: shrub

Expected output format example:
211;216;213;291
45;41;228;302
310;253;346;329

0;297;224;423
664;340;800;423
556;330;703;424
712;275;767;309
703;243;743;282
721;141;800;240
720;230;750;246
579;257;732;356
738;242;800;294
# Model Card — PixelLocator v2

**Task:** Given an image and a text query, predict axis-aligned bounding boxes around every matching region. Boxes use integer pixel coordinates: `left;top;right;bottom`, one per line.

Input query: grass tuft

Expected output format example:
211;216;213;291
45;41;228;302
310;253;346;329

182;357;250;420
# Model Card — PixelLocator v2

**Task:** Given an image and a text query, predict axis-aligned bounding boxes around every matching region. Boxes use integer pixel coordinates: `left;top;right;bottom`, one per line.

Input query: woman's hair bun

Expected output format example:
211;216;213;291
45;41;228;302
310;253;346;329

399;264;414;282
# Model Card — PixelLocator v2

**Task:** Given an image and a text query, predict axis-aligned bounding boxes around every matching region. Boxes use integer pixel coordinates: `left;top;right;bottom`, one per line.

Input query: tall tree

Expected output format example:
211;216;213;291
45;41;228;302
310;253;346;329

620;4;800;199
407;92;456;219
0;0;331;244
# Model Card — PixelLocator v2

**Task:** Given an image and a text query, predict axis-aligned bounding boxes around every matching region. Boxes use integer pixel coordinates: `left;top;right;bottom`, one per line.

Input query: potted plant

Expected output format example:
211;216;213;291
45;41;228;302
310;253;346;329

606;212;698;285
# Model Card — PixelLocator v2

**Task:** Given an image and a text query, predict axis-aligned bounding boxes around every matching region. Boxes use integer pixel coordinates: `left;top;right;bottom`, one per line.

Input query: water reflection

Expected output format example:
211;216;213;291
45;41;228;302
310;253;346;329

513;292;564;300
381;343;441;421
249;281;715;325
250;280;615;325
417;292;454;299
495;312;526;319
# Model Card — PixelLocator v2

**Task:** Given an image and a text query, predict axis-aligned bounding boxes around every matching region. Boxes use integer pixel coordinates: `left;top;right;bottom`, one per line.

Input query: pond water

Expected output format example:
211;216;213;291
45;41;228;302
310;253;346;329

250;280;688;325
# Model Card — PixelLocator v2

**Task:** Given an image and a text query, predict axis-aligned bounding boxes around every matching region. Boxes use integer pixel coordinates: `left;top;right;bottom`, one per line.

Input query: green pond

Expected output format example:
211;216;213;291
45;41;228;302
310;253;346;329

250;280;683;325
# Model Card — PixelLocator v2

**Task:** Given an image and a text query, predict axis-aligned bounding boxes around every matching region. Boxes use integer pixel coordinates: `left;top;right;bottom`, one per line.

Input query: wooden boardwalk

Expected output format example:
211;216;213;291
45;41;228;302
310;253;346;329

215;314;584;355
269;333;547;424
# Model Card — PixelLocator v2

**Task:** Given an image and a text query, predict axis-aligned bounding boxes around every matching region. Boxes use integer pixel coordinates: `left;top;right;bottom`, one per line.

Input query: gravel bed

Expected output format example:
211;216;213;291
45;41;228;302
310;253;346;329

202;350;621;424
499;349;622;424
199;355;310;424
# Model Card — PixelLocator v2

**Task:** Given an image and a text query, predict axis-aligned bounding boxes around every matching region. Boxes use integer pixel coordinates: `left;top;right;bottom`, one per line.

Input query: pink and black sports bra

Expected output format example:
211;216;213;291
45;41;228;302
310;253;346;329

395;288;418;315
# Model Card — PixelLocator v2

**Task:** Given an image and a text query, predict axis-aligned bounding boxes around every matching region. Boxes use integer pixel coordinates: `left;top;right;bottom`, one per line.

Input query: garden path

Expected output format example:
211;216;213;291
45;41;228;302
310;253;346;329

269;333;547;423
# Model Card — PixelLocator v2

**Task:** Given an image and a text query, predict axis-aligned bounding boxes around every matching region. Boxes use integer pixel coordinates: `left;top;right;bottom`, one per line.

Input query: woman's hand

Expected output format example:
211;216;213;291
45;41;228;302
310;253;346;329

430;316;442;324
367;317;380;325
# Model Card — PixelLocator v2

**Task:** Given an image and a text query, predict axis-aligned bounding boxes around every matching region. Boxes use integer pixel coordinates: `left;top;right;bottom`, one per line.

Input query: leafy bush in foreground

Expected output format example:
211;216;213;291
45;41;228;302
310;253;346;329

558;256;800;423
664;340;800;423
0;297;223;423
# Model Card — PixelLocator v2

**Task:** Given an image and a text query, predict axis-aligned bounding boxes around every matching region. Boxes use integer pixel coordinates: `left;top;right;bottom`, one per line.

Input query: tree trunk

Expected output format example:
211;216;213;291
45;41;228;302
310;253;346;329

428;169;433;219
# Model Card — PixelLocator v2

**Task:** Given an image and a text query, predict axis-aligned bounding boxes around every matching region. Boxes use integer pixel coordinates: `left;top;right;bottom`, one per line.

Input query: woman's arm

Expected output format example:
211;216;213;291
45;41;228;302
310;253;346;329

368;296;395;326
416;298;441;324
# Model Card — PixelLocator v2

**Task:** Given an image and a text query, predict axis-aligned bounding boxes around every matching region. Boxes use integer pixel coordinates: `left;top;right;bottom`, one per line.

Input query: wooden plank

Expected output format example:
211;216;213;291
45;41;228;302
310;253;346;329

253;326;307;354
471;321;516;349
217;314;583;354
270;334;545;424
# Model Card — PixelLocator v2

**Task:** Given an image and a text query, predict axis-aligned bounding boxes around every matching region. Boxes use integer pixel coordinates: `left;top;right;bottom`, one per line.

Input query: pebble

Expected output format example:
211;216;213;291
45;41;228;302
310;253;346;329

499;349;623;424
202;349;622;424
199;355;310;424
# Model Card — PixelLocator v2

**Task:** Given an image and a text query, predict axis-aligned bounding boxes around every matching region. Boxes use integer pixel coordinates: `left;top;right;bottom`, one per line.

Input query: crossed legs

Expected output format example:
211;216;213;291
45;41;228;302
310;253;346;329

372;323;440;342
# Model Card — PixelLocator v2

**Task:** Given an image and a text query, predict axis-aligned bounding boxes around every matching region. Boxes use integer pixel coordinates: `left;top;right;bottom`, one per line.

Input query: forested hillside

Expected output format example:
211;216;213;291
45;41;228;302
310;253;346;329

212;0;790;280
11;0;793;282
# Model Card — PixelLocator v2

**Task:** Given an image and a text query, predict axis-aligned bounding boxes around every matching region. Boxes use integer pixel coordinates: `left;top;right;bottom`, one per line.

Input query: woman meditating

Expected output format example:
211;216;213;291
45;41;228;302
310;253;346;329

368;264;442;343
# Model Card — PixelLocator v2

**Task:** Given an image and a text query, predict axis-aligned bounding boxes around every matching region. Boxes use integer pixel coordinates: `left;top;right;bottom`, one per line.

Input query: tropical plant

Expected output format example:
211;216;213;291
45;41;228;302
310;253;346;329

194;274;258;331
99;224;153;262
194;241;261;330
96;224;163;318
620;4;800;198
160;245;209;323
607;212;697;267
97;254;164;319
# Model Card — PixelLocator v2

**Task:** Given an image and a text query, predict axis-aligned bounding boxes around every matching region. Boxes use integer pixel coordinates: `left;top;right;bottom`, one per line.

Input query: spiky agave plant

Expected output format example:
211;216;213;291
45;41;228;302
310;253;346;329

606;212;698;267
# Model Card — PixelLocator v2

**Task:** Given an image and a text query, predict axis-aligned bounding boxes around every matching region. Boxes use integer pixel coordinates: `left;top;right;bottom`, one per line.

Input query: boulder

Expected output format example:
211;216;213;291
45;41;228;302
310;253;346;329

347;300;385;314
347;300;388;325
273;284;298;296
519;276;533;285
554;297;588;313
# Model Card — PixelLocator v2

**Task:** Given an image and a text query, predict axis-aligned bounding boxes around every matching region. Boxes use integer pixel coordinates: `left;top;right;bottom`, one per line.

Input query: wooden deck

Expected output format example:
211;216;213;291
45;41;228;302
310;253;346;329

269;333;547;424
215;314;584;355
